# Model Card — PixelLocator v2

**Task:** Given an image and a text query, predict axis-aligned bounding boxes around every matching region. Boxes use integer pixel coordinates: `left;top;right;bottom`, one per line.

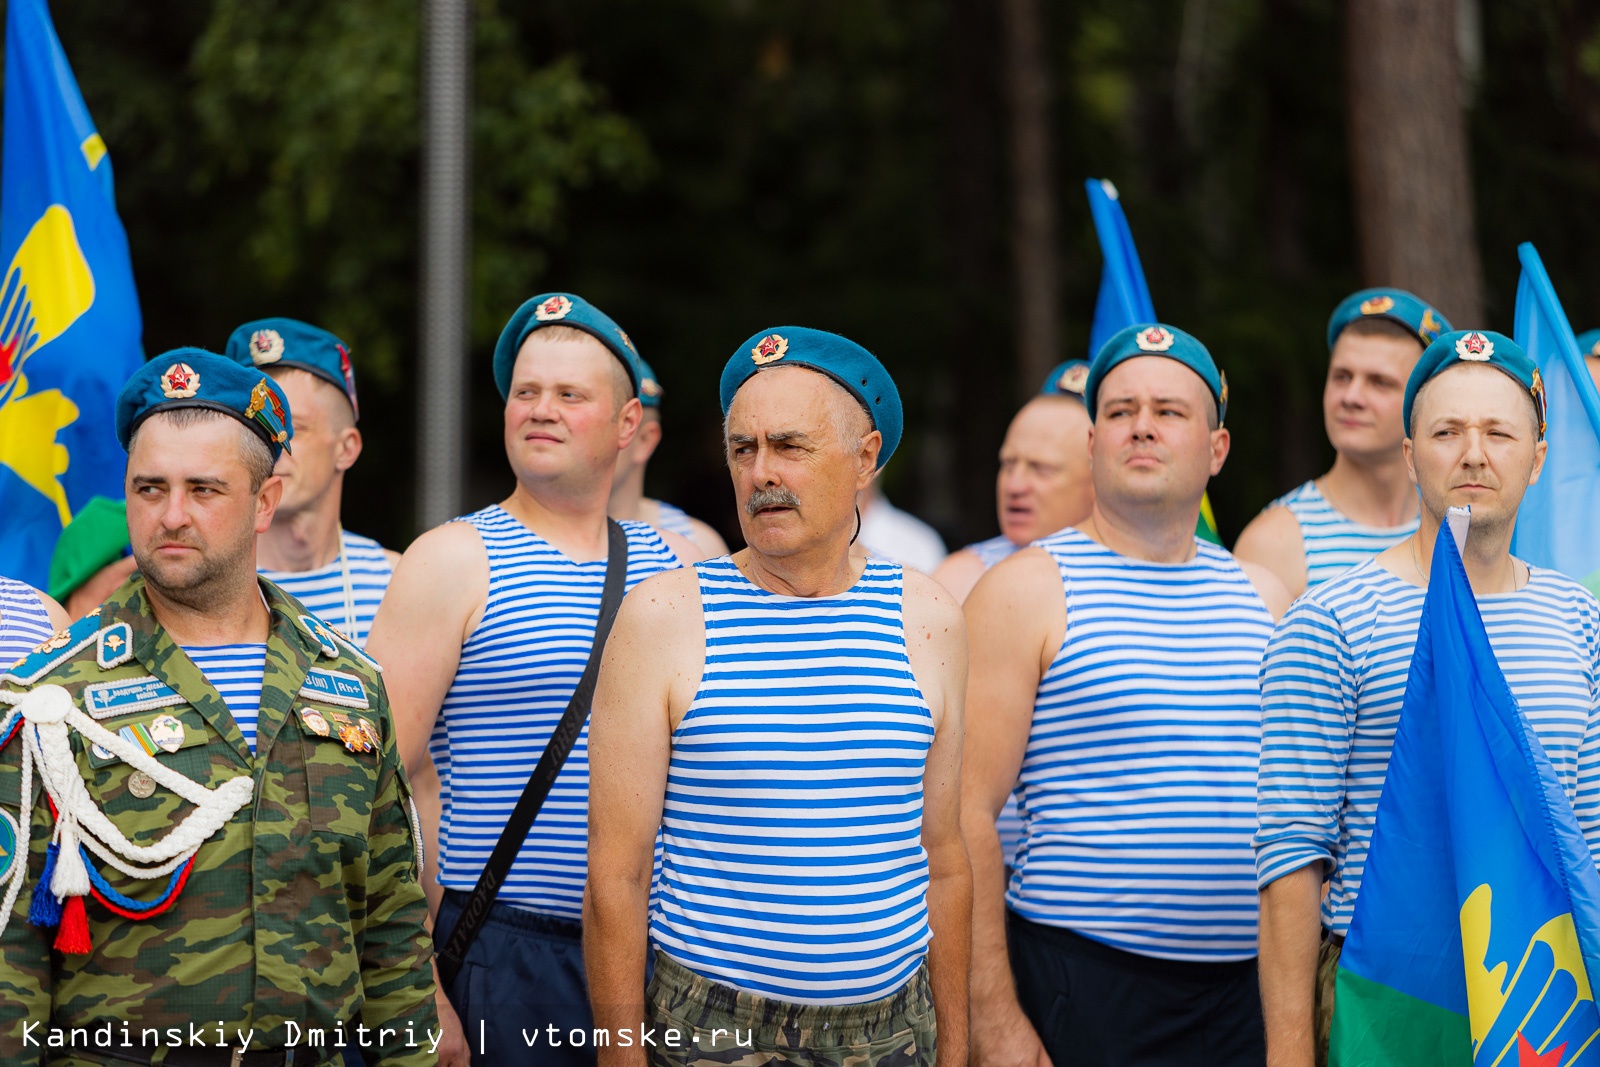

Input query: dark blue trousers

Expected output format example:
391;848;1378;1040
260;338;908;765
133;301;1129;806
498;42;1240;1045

436;889;597;1067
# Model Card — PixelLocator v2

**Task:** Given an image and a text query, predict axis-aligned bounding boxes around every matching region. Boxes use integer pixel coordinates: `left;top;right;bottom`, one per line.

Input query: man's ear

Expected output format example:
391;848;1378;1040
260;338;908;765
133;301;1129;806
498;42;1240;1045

856;430;883;488
1527;438;1549;487
1402;437;1419;487
615;397;644;450
635;418;664;463
256;474;284;533
334;426;363;473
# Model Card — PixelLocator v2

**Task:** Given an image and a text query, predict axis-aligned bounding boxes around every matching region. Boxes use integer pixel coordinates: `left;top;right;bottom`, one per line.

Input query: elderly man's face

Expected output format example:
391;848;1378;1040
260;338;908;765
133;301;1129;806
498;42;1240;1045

725;367;881;558
1089;356;1227;512
997;395;1093;545
1405;363;1546;535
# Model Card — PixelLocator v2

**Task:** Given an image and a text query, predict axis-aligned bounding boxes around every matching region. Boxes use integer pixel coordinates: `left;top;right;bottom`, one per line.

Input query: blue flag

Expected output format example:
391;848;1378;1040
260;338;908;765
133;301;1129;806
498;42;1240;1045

1332;509;1600;1066
1510;243;1600;589
0;0;143;589
1085;178;1156;361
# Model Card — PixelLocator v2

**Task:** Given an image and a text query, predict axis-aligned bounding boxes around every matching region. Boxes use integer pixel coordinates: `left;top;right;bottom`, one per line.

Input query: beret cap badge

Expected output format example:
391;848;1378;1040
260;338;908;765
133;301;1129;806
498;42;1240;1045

1359;295;1397;316
641;378;662;399
534;295;573;322
249;328;285;366
160;363;200;399
751;333;789;365
1057;364;1089;394
1134;326;1175;353
1420;308;1445;342
616;328;636;353
1456;332;1494;361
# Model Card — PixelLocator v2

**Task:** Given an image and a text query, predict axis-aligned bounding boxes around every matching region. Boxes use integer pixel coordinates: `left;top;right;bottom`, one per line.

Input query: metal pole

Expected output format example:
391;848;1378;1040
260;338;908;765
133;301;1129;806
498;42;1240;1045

417;0;471;531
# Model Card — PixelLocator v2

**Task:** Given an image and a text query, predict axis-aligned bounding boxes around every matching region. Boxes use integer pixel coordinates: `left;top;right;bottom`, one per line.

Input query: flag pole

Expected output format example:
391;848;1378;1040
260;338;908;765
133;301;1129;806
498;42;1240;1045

417;0;471;532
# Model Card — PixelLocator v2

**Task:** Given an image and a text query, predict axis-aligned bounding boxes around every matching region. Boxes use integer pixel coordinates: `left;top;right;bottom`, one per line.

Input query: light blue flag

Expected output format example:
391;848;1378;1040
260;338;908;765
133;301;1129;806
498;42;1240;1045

1510;243;1600;588
0;0;143;589
1085;178;1156;361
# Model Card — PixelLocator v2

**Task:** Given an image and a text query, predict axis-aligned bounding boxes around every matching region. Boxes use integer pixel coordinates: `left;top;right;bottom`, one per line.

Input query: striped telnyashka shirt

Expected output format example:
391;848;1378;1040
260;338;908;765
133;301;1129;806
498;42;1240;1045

1255;559;1600;936
968;533;1021;569
433;506;680;919
0;577;53;670
1271;480;1419;589
1007;527;1275;962
260;530;393;647
650;557;936;1005
183;644;268;754
651;501;697;539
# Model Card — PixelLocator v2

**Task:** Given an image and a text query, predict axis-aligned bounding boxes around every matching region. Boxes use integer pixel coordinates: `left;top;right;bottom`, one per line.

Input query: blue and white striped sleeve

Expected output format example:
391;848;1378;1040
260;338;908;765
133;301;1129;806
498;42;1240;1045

1573;595;1600;867
1255;595;1353;890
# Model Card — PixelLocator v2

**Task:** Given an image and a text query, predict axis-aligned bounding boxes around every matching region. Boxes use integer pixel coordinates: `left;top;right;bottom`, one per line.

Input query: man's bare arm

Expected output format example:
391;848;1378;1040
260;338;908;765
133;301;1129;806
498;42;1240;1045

1239;559;1294;622
960;549;1063;1067
586;567;703;1067
1259;863;1325;1067
904;570;973;1065
930;548;987;605
366;521;487;775
1233;506;1308;604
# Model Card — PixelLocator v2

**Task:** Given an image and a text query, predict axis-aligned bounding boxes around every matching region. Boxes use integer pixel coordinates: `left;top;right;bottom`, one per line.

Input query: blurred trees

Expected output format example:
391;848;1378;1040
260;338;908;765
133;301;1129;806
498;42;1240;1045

7;0;1600;548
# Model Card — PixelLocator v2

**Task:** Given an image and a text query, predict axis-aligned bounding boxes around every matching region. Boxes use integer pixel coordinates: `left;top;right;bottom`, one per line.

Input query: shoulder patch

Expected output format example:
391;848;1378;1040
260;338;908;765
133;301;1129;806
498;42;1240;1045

1;614;103;685
96;622;135;670
0;807;17;881
299;614;340;659
81;676;186;720
300;668;370;709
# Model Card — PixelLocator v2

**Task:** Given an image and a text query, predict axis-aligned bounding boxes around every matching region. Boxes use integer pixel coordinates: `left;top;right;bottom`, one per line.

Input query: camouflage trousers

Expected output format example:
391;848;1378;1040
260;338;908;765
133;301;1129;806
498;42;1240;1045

1314;935;1342;1067
644;951;937;1067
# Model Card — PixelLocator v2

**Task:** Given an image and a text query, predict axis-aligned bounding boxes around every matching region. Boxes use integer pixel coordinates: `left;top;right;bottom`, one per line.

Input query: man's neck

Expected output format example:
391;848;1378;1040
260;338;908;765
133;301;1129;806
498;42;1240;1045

145;575;273;648
258;492;344;573
606;465;648;523
1319;451;1419;528
739;537;863;598
503;479;614;563
1407;510;1521;595
1079;498;1198;564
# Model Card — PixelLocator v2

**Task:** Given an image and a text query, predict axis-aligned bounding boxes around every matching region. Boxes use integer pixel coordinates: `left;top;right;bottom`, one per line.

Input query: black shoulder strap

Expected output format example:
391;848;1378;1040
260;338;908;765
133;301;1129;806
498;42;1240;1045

435;519;629;988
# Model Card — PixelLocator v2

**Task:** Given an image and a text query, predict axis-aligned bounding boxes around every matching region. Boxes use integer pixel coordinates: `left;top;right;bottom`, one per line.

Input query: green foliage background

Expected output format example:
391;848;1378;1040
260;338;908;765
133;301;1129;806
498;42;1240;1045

11;0;1600;549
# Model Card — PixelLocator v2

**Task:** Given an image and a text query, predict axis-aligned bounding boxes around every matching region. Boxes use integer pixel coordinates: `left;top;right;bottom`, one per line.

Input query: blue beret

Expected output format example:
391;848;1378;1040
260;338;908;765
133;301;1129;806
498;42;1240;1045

492;293;642;401
1403;330;1546;440
224;317;359;420
1084;324;1227;425
116;349;294;461
719;327;903;469
636;356;663;410
1576;329;1600;358
1327;288;1451;350
1040;360;1090;399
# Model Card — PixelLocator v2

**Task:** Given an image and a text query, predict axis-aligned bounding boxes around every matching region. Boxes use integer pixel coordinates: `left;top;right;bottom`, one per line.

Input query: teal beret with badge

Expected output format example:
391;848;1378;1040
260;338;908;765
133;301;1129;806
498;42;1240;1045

720;326;903;468
636;356;664;410
1576;329;1600;358
1402;330;1546;440
1084;324;1227;425
1327;288;1451;350
115;348;294;461
1040;360;1090;400
493;292;642;401
224;317;359;420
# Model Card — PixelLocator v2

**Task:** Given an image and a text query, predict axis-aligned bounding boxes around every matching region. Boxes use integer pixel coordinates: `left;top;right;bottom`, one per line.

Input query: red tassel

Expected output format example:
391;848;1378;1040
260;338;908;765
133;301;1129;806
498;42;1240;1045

53;896;92;955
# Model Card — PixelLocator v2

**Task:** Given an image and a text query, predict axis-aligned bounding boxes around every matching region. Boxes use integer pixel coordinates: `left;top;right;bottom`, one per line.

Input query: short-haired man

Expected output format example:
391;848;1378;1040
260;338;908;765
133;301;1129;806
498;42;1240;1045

1255;330;1600;1067
0;350;436;1064
933;359;1093;603
225;318;400;645
1236;289;1451;600
0;579;67;668
369;294;695;1067
586;327;971;1066
607;356;726;558
963;324;1290;1067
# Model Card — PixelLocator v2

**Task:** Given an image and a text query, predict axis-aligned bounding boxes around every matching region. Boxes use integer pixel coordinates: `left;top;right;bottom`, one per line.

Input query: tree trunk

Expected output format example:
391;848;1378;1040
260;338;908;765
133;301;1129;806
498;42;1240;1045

1345;0;1485;326
1000;0;1061;398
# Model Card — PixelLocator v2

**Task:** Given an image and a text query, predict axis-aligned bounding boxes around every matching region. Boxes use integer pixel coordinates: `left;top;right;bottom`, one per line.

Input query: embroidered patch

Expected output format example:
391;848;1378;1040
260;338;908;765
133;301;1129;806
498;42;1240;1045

750;333;788;365
82;676;186;720
97;623;134;670
0;808;16;882
299;615;339;659
1134;326;1175;353
3;623;101;686
300;668;369;709
161;362;200;399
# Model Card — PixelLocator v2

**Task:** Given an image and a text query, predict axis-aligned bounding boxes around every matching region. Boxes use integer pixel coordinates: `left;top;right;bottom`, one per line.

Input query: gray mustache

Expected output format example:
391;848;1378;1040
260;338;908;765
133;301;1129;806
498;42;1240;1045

745;486;800;516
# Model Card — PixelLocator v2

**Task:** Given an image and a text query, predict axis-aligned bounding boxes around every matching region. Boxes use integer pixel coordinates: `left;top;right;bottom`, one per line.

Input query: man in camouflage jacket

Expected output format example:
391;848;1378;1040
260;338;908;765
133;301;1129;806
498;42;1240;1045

0;351;436;1066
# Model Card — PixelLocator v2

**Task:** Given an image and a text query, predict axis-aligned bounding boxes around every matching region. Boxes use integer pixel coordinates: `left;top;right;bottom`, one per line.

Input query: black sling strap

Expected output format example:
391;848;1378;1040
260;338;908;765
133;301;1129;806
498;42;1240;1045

435;519;629;989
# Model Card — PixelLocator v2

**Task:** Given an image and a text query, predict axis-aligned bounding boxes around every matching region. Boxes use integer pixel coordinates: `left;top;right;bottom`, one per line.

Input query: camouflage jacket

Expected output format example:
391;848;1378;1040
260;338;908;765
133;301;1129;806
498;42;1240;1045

0;576;437;1065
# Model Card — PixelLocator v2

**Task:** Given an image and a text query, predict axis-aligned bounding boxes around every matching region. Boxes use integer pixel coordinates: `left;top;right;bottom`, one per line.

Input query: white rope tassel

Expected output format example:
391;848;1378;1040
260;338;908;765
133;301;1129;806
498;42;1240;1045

14;685;253;906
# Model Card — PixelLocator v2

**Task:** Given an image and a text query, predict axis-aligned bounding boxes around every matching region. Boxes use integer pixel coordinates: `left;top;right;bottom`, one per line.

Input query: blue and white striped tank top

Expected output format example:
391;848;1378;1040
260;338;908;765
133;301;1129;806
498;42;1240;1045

1008;527;1274;962
183;644;268;754
967;534;1021;569
260;530;393;646
1256;560;1600;936
651;500;696;539
433;506;680;918
1271;480;1418;589
0;577;54;670
651;557;936;1004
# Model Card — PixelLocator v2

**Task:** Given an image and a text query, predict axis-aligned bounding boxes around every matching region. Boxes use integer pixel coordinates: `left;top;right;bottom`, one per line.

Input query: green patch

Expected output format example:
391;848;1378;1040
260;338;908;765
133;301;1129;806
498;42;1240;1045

1330;967;1470;1066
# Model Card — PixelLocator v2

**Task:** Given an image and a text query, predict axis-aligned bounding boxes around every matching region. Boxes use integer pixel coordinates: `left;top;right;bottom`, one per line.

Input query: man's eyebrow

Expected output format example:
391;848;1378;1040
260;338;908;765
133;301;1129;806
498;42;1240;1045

129;474;229;487
765;430;813;443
